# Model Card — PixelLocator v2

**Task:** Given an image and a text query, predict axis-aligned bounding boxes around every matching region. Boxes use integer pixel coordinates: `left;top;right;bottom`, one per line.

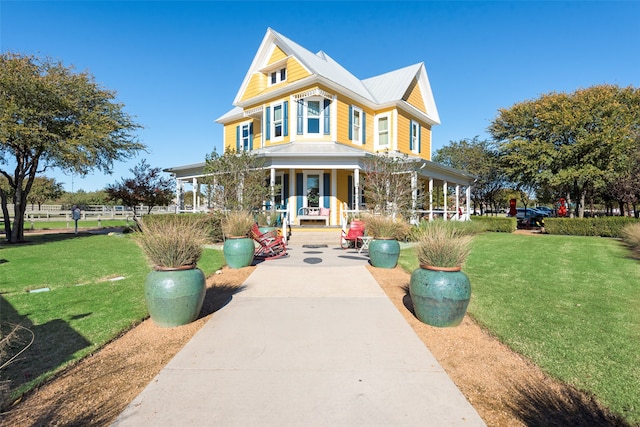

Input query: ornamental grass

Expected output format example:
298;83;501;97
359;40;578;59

221;211;255;238
414;220;473;268
135;215;209;269
363;214;410;240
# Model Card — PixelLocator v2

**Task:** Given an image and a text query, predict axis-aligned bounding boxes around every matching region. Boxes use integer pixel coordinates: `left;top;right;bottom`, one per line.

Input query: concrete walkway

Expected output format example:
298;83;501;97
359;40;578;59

113;244;485;426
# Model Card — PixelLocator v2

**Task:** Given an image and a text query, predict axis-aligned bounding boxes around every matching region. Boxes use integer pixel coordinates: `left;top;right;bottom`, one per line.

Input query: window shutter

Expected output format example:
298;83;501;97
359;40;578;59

417;125;421;153
283;174;289;208
296;173;303;212
409;121;413;151
283;101;289;137
348;105;353;140
323;99;331;135
323;173;330;208
266;106;271;140
297;101;303;135
249;122;254;150
362;112;366;145
236;126;240;151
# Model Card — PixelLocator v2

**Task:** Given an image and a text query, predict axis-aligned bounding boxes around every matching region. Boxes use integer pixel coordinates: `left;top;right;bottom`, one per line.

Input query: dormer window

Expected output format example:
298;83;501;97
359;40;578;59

269;67;287;86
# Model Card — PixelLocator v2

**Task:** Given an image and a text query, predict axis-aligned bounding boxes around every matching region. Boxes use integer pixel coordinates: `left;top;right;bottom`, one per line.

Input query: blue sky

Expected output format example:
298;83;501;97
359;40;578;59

2;1;639;192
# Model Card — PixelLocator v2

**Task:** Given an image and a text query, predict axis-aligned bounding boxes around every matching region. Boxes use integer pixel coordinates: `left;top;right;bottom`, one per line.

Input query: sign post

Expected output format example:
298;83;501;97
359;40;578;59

72;206;81;235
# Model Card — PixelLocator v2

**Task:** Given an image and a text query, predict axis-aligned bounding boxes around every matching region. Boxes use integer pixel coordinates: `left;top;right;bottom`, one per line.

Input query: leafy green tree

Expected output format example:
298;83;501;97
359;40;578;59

489;84;640;218
25;176;64;209
433;137;506;215
362;151;416;217
202;148;269;212
0;53;144;242
105;160;173;216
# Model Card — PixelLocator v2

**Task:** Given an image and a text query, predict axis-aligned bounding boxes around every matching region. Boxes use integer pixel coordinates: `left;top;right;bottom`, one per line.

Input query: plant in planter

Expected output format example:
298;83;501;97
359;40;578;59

364;215;409;269
135;215;209;328
221;211;255;269
409;220;473;327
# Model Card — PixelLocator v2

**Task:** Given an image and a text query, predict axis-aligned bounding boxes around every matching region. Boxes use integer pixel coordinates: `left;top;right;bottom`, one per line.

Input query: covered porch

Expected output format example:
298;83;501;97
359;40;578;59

164;142;474;227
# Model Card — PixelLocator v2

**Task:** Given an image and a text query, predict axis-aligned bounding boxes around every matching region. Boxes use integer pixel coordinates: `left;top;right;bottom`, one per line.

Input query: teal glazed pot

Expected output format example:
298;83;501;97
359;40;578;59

223;237;255;268
145;266;206;328
368;238;400;269
409;265;471;327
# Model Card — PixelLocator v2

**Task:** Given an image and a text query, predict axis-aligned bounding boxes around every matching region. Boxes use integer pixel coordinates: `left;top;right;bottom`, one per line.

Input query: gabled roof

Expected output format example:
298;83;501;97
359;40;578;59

226;28;439;125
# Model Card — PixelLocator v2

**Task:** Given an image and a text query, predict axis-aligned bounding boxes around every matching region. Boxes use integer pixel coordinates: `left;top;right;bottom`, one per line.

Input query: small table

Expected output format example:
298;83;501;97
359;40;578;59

357;236;373;254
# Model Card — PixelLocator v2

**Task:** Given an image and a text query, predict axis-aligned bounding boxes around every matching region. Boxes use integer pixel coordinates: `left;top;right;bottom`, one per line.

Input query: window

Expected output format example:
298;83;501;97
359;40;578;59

266;101;288;141
352;107;362;143
273;104;283;138
410;120;420;153
296;97;330;136
307;100;320;133
240;123;251;151
269;67;287;86
377;116;389;147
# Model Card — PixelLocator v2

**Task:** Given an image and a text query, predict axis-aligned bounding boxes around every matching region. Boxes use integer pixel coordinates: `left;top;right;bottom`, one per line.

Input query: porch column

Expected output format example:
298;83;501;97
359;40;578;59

455;184;460;220
270;167;276;212
466;185;472;220
192;177;198;213
176;179;184;213
289;169;295;225
428;178;434;221
354;168;360;211
411;171;418;224
443;181;448;221
331;168;337;226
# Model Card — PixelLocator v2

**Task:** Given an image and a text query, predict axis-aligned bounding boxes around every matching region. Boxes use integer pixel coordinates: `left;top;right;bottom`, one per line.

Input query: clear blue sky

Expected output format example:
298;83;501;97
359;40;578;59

2;1;639;192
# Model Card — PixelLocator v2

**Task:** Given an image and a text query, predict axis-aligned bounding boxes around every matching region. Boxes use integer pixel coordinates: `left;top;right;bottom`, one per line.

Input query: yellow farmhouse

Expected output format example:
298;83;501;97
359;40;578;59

166;28;474;226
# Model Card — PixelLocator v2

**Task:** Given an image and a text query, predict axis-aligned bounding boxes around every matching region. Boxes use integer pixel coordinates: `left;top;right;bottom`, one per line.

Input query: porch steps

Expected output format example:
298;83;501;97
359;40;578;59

286;227;342;247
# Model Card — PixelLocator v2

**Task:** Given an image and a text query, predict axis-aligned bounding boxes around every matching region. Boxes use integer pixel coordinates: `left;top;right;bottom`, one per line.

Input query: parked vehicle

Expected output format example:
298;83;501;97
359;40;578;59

535;206;554;216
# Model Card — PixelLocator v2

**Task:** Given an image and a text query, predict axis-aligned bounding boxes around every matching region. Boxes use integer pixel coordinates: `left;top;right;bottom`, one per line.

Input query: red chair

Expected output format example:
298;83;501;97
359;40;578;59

340;220;365;249
250;223;288;260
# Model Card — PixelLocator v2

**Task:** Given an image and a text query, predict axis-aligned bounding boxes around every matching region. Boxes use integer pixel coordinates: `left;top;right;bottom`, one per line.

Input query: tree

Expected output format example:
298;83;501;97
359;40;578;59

433;137;507;215
361;151;416;217
0;53;144;242
489;84;640;218
24;176;64;209
105;160;173;216
202;148;270;212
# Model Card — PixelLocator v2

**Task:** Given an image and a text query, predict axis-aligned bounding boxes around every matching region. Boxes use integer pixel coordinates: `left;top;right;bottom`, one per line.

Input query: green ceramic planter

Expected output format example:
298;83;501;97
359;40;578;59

368;238;400;269
409;265;471;327
223;237;255;268
145;266;206;328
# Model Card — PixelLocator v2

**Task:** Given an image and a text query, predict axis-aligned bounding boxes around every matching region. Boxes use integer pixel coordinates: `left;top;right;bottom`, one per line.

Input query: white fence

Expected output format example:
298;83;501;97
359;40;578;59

5;204;175;221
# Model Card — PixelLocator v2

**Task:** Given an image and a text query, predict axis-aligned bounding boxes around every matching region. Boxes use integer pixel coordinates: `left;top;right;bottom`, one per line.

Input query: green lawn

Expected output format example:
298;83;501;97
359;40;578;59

400;233;640;424
0;232;225;400
20;218;133;231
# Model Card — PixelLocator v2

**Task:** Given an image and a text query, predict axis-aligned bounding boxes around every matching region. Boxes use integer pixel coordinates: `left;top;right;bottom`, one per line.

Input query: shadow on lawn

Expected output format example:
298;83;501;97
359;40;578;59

399;286;630;426
0;295;91;410
506;380;631;426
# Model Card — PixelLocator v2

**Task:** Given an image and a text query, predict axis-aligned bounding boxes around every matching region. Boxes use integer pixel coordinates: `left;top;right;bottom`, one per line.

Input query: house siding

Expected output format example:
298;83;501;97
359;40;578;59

336;96;374;152
404;78;427;113
286;57;310;83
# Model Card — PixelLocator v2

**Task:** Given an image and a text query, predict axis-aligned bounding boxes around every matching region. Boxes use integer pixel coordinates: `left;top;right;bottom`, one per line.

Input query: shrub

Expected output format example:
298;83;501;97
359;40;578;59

409;218;484;241
471;216;516;233
545;217;638;237
221;211;255;238
621;222;640;257
363;215;410;240
414;220;473;268
135;215;209;268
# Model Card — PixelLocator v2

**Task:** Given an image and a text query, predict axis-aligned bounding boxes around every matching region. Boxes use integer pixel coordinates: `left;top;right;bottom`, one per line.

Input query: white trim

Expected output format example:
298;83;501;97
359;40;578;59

351;105;364;145
410;120;420;154
374;113;391;151
270;101;285;142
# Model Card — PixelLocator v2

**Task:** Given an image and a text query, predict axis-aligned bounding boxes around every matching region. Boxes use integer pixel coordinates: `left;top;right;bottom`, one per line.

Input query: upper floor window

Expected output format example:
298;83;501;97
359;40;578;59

348;105;365;144
269;68;287;86
377;115;389;148
239;122;252;151
266;101;288;141
296;97;330;136
410;120;420;153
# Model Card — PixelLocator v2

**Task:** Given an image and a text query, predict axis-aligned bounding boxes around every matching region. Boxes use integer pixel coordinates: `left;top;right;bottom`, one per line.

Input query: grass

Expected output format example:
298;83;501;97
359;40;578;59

0;232;225;403
400;232;640;425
